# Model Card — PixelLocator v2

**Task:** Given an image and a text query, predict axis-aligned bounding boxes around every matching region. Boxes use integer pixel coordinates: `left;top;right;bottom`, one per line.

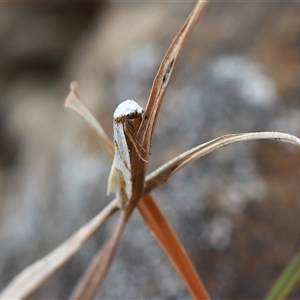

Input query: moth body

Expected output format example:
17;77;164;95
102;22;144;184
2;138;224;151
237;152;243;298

107;99;144;209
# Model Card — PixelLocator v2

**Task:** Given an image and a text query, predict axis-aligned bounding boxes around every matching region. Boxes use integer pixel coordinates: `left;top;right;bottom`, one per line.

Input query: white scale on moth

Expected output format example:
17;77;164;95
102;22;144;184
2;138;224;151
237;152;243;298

107;99;144;209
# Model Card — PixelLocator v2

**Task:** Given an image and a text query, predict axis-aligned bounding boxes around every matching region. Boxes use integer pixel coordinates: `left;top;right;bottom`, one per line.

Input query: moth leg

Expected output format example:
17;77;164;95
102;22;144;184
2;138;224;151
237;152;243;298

124;123;148;162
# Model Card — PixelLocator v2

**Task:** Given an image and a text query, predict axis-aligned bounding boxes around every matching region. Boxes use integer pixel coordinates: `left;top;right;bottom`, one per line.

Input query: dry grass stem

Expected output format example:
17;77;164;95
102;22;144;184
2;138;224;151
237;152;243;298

3;129;299;299
71;1;210;298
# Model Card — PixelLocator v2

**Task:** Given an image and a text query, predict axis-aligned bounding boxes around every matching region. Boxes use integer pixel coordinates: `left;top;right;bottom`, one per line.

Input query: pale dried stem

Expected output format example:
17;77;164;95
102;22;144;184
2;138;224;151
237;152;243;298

0;200;119;299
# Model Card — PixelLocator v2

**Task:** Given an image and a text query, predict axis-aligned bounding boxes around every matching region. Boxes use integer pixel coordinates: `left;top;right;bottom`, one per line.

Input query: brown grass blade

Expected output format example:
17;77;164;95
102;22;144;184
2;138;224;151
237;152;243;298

145;132;300;195
138;194;210;300
64;81;114;160
131;0;208;209
0;199;119;300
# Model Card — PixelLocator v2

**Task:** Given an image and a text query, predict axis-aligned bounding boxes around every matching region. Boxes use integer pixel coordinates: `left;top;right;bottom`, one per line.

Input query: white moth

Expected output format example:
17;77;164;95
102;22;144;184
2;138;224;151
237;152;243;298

107;99;144;209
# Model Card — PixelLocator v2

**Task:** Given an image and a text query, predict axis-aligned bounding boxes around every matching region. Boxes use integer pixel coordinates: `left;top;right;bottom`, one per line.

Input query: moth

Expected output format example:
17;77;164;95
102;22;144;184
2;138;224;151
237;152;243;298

107;99;145;209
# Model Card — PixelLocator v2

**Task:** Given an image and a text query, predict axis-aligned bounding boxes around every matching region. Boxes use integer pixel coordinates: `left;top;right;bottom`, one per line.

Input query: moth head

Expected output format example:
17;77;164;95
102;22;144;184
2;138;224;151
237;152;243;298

114;99;144;123
126;110;142;120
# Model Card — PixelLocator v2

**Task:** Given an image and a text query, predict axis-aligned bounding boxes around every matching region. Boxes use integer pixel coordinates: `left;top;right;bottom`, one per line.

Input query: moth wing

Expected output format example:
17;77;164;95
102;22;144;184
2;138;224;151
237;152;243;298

107;122;132;208
113;121;130;169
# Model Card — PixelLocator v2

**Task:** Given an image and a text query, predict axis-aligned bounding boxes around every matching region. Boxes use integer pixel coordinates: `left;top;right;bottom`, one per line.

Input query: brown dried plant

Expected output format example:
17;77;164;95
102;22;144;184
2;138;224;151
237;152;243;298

1;1;300;299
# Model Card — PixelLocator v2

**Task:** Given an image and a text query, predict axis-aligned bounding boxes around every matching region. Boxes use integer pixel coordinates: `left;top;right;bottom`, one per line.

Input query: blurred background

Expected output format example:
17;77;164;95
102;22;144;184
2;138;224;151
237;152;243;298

0;1;300;299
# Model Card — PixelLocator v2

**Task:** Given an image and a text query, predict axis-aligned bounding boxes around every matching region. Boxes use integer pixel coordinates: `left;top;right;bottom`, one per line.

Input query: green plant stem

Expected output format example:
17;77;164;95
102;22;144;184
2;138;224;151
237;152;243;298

265;253;300;300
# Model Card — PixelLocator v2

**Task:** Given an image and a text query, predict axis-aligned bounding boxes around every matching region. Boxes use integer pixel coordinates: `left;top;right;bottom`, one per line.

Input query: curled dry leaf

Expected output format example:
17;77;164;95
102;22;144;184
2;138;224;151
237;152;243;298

64;81;114;160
